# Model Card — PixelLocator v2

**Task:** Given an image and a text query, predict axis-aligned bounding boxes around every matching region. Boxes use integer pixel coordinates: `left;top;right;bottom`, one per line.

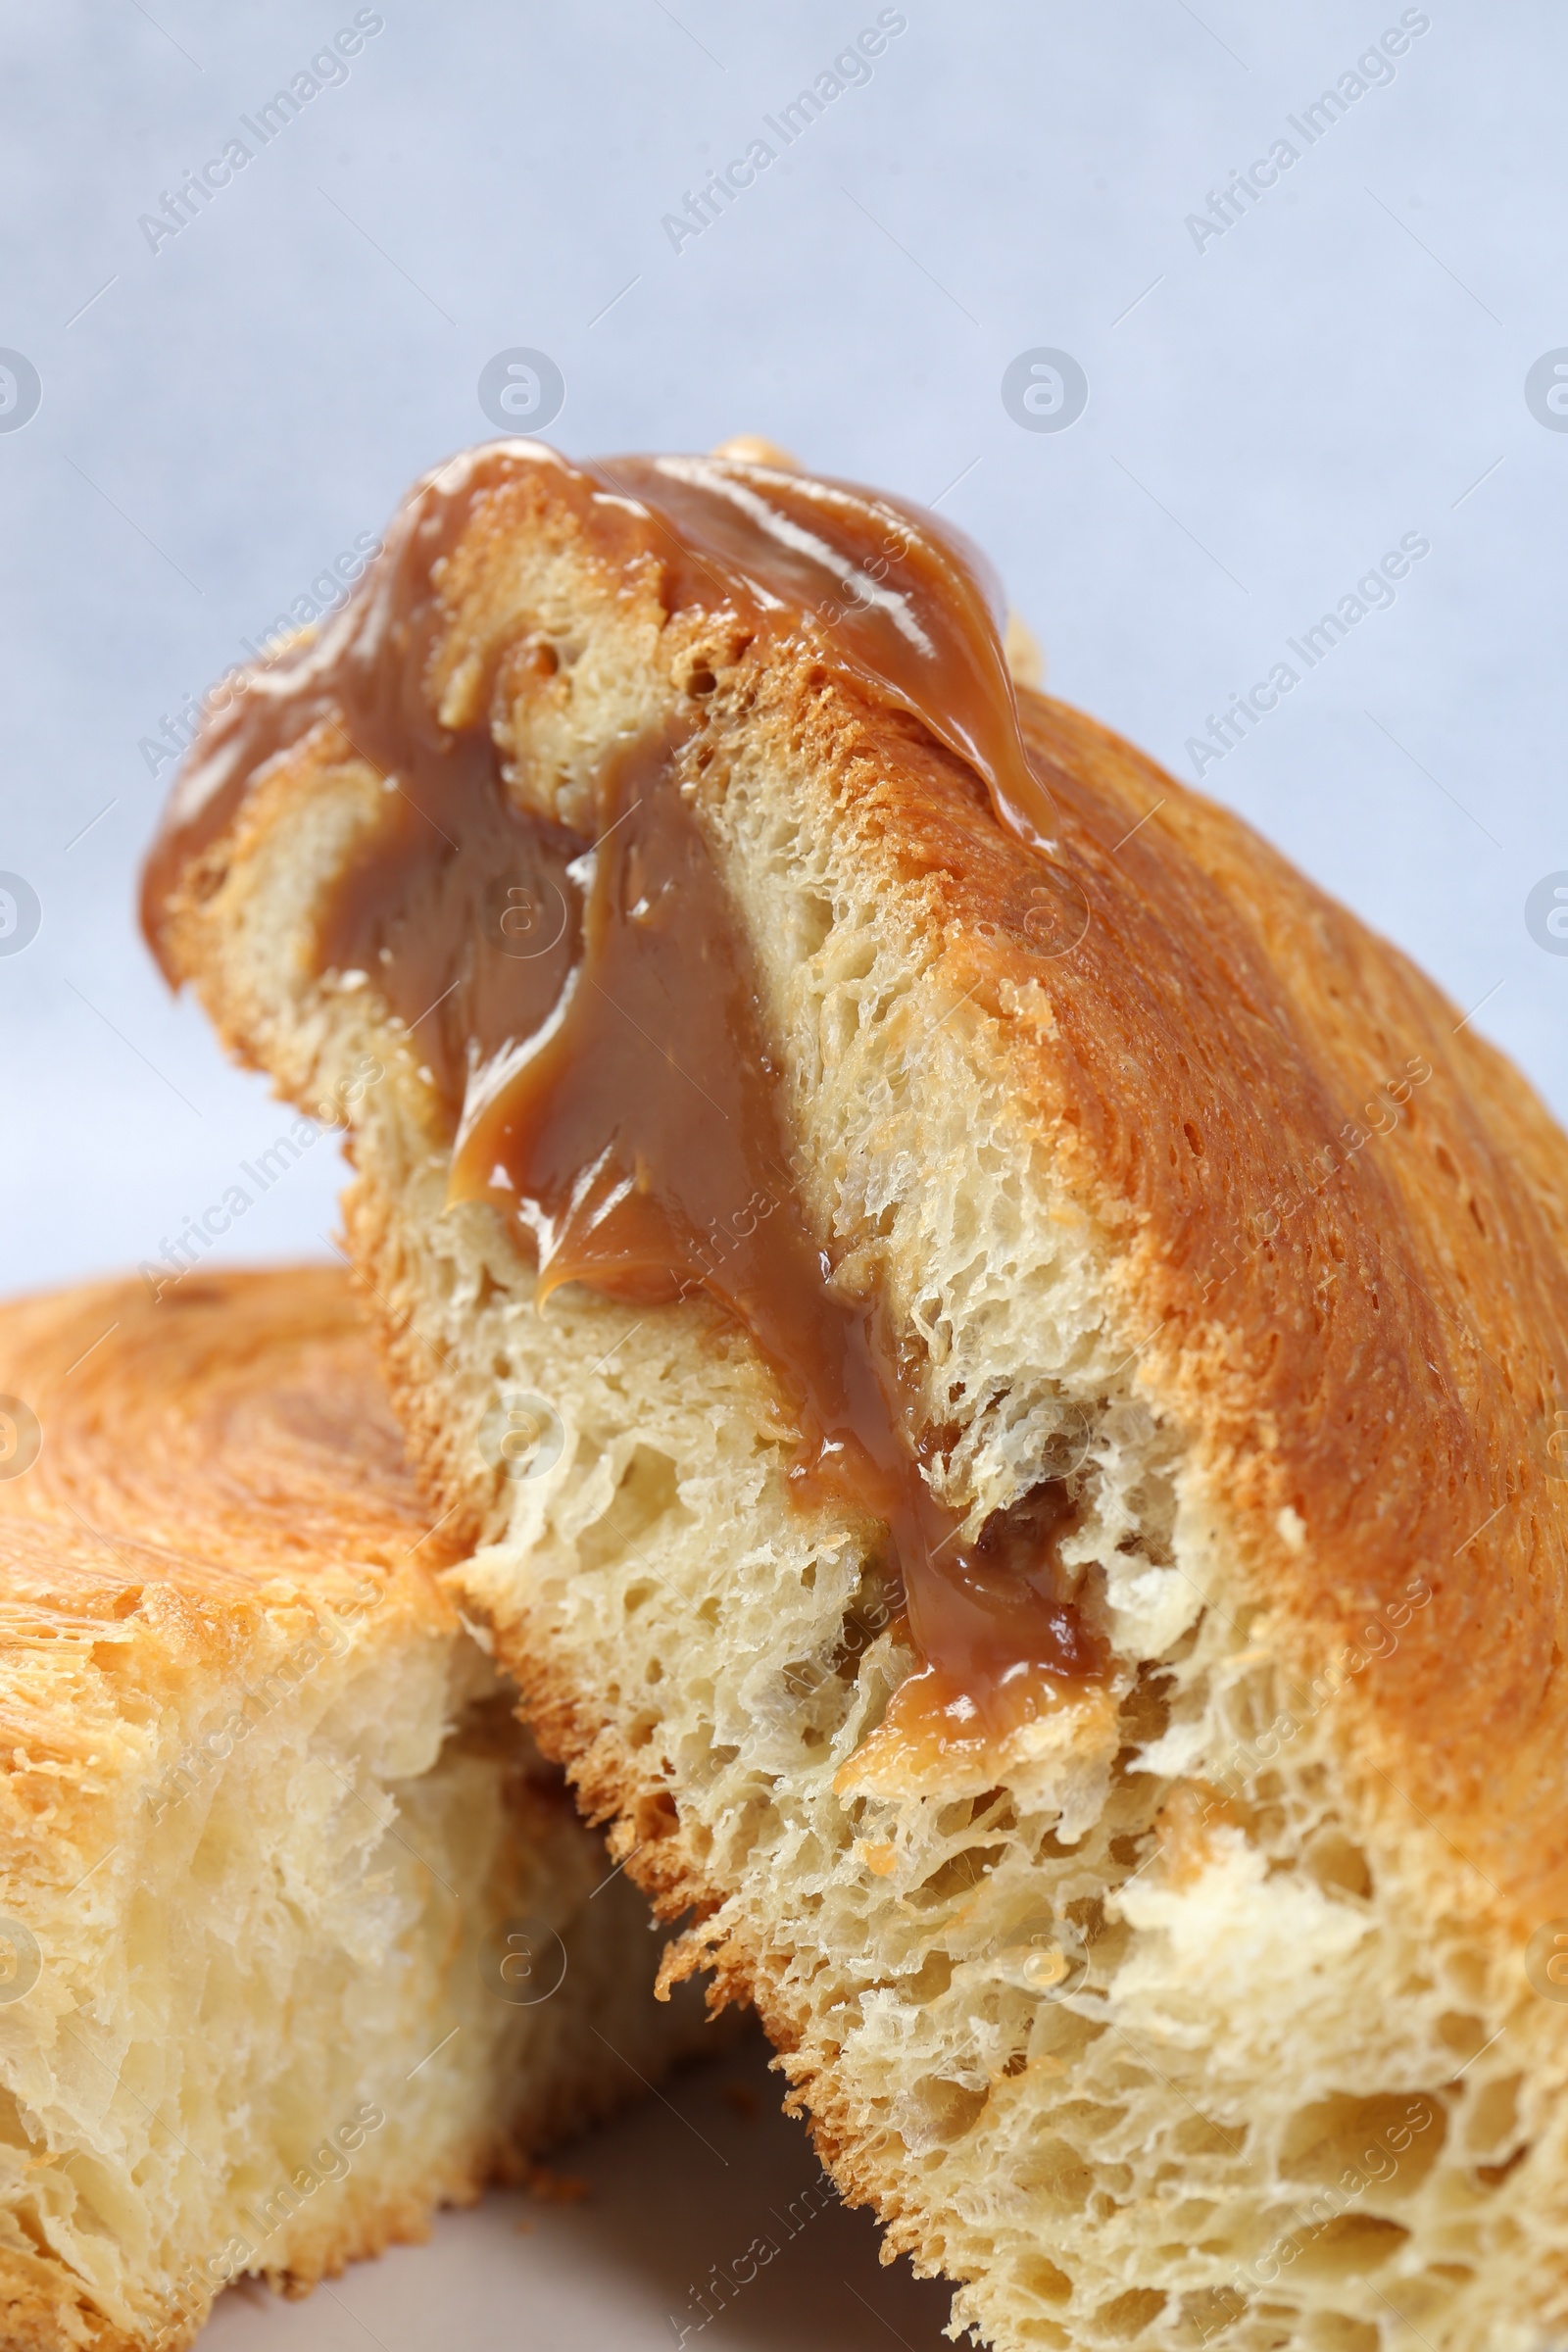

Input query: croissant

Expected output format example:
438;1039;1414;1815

0;1265;706;2349
144;441;1568;2351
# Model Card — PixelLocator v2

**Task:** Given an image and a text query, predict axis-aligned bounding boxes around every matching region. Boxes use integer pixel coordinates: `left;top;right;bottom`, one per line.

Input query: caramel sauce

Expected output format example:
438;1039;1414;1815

144;442;1103;1758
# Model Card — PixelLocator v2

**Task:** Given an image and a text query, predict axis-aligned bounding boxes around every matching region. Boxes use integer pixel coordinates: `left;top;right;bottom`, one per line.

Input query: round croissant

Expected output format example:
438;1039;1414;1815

145;443;1568;2352
0;1266;705;2350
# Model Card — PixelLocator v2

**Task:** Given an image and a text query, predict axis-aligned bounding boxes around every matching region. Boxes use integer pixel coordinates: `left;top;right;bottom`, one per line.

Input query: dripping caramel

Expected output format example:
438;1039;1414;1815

144;442;1102;1752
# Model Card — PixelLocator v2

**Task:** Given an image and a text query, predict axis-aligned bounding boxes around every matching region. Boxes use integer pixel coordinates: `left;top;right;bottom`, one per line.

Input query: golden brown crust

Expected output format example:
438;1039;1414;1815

1005;692;1568;1923
0;1271;723;2350
154;471;1568;1912
142;451;1568;2346
665;615;1568;1922
0;1264;445;1604
0;1266;461;1864
794;650;1568;1917
367;625;1568;2289
0;2250;115;2351
0;1273;465;2350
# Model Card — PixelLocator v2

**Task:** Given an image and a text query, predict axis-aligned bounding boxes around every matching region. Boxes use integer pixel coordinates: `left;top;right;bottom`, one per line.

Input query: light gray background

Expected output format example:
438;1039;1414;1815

3;2;1565;1295
0;2;1563;2339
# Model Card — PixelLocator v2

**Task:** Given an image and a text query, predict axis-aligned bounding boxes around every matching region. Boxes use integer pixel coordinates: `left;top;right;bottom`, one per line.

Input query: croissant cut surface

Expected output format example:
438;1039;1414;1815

0;1267;706;2351
147;441;1568;2352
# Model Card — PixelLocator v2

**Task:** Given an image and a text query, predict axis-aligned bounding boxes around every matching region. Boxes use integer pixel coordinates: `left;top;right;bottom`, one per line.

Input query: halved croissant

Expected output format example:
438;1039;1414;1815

145;442;1568;2352
0;1264;708;2350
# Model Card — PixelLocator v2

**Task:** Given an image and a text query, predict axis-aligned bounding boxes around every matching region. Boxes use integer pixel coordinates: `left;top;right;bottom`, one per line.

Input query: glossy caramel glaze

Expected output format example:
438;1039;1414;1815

144;444;1102;1739
140;442;1568;1921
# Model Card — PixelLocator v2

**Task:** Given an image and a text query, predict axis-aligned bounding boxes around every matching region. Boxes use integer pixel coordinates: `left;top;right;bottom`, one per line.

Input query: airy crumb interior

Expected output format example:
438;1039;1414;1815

163;524;1564;2352
0;1606;691;2349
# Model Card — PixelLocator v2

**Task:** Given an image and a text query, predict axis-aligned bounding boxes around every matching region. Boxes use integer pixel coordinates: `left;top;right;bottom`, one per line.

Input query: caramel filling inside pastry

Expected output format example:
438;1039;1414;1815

144;445;1102;1749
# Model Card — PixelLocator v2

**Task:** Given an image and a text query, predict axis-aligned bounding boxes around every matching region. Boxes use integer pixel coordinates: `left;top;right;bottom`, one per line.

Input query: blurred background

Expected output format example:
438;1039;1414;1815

2;5;1564;2344
3;3;1565;1295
